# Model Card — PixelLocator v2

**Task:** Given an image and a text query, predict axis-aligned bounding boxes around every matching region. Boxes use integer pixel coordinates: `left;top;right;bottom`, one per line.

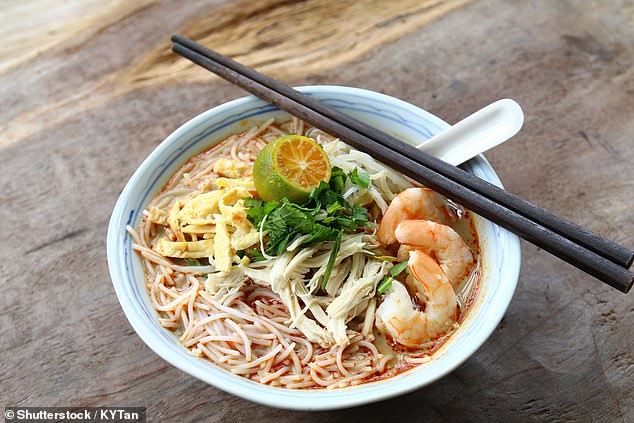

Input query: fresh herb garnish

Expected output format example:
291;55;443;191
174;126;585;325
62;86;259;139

185;259;202;266
349;168;370;188
329;166;347;194
322;229;343;289
390;260;408;277
376;277;393;295
245;167;372;287
244;248;266;262
377;260;408;295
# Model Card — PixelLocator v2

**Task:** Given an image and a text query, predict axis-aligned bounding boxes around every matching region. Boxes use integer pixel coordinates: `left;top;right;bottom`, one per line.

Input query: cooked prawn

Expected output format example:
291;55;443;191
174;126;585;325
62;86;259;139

375;250;457;347
394;219;474;286
377;187;456;246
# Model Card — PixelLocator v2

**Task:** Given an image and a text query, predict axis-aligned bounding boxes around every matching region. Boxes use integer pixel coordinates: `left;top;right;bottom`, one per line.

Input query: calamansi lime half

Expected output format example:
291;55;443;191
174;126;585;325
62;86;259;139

253;135;331;203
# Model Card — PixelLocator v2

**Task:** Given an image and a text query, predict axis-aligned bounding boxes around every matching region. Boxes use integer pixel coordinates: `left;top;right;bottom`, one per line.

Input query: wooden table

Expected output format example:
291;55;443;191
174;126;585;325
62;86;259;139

2;0;633;421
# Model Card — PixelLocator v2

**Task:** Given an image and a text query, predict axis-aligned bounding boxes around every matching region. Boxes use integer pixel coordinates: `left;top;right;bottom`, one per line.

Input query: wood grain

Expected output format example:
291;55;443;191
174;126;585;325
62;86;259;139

0;0;158;76
0;0;471;148
2;0;634;421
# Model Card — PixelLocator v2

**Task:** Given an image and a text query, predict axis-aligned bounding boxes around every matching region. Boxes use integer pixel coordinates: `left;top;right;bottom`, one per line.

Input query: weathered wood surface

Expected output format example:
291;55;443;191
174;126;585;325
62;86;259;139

2;0;633;421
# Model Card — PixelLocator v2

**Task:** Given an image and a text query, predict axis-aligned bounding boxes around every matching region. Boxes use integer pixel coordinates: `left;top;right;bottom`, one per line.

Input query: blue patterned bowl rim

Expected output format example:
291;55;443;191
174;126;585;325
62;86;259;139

107;85;521;411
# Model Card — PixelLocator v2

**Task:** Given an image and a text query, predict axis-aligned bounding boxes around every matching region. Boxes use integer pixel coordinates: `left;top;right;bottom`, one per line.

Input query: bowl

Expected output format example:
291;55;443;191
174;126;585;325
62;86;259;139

107;86;521;410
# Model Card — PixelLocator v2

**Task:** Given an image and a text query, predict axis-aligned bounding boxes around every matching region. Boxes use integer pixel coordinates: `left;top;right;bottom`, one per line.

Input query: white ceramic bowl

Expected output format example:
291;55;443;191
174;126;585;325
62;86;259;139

107;86;520;411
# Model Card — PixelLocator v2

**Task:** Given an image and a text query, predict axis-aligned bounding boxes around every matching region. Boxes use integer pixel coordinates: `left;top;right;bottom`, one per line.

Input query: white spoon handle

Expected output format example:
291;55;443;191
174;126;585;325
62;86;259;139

417;99;524;166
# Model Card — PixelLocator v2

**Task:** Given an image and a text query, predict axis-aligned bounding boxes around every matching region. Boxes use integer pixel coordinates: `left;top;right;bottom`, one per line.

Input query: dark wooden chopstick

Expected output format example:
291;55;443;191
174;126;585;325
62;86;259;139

172;34;633;270
171;36;634;293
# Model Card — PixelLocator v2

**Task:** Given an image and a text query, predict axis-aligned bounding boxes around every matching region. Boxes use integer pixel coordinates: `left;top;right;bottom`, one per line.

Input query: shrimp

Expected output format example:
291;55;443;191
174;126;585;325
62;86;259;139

377;187;457;246
375;250;457;347
394;219;474;286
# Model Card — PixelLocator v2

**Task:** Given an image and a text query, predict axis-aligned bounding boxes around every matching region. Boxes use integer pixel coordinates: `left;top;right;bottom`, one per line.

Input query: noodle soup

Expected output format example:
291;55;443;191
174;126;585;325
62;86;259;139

129;117;480;389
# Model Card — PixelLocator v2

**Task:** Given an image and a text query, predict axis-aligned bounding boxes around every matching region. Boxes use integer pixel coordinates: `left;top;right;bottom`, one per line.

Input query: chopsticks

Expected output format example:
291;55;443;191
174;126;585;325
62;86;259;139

171;34;634;293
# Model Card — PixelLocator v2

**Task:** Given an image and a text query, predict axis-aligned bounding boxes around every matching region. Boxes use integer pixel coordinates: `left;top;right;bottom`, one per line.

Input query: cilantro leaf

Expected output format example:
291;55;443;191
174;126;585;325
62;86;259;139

245;199;279;227
351;205;369;226
244;167;373;273
350;168;370;188
243;197;263;209
302;223;339;245
329;166;347;194
245;248;266;262
309;181;344;211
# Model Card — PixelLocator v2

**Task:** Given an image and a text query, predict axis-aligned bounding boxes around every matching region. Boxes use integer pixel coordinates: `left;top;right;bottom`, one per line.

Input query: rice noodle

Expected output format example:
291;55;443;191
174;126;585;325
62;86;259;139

130;118;480;389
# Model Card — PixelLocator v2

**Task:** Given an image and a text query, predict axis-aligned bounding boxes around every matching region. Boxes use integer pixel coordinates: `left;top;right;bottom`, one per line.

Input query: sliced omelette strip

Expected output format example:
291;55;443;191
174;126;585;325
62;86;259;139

155;238;215;259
